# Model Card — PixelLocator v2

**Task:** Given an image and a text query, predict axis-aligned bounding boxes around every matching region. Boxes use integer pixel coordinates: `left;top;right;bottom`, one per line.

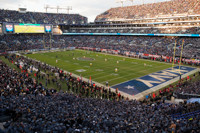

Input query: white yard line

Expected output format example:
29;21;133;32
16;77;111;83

77;49;175;65
24;49;199;100
101;64;168;85
110;65;178;87
89;62;148;77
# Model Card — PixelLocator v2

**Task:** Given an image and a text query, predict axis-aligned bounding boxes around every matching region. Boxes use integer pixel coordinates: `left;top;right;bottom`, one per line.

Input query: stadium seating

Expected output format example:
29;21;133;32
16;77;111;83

95;0;200;22
0;57;200;132
0;1;200;132
68;27;200;34
0;9;87;25
172;110;200;120
174;77;200;98
0;35;200;59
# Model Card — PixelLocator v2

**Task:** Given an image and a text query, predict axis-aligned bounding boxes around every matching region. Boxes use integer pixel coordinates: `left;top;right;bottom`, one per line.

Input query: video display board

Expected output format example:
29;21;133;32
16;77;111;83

53;26;62;35
5;24;14;33
14;23;45;33
45;25;52;33
0;24;2;34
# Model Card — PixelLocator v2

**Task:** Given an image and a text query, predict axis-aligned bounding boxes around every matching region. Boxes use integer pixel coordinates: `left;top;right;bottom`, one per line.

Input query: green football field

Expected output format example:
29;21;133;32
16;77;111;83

26;50;172;86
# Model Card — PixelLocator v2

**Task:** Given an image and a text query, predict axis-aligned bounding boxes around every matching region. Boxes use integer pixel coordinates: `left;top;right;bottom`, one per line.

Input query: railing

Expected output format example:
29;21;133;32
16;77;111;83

174;93;200;99
172;110;200;120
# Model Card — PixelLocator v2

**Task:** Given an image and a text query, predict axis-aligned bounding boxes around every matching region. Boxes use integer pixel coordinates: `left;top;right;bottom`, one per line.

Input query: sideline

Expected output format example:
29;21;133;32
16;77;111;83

21;49;198;100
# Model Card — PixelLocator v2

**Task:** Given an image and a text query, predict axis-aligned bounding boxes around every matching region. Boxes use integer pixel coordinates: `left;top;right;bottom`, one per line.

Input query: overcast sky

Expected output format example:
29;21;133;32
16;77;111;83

0;0;171;22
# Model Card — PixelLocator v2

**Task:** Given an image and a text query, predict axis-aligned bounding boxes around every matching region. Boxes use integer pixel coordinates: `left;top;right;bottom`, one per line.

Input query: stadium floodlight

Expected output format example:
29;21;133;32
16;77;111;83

57;6;59;13
116;0;127;7
58;6;72;14
44;5;72;14
44;4;49;13
128;0;134;5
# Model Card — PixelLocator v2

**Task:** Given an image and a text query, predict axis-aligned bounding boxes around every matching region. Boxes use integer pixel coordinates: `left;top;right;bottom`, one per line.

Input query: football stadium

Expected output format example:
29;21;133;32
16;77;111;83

0;0;200;132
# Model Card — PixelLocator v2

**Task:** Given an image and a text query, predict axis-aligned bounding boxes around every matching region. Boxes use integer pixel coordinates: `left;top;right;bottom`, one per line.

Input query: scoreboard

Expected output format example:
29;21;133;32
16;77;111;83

14;24;45;33
2;23;52;34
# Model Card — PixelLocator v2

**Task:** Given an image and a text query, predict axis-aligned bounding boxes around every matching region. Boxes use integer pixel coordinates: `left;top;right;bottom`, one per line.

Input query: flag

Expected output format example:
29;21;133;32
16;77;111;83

152;93;156;98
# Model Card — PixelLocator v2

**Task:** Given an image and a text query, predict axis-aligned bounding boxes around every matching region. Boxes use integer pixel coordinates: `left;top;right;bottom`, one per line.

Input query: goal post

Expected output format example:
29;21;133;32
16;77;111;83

172;40;177;71
179;40;184;74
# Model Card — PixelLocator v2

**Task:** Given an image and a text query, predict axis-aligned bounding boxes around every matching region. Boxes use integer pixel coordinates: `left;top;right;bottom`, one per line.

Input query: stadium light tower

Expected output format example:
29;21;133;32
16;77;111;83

44;4;49;13
142;0;144;5
44;5;72;14
116;0;127;7
58;6;72;14
128;0;134;5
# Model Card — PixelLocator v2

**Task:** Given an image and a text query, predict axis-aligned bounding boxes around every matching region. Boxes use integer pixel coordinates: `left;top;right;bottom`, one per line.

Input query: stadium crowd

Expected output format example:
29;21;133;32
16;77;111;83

150;72;200;101
174;75;200;96
5;54;121;100
0;9;87;25
0;0;200;132
96;0;200;22
0;34;68;52
1;57;200;132
1;35;200;59
0;34;200;132
69;27;200;34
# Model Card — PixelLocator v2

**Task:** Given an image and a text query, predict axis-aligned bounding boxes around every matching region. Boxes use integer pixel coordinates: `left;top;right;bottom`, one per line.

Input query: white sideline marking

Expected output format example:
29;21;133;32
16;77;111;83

76;69;86;72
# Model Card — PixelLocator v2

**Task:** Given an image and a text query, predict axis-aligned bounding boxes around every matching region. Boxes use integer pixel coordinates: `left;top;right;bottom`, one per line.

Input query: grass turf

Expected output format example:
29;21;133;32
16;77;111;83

25;50;172;86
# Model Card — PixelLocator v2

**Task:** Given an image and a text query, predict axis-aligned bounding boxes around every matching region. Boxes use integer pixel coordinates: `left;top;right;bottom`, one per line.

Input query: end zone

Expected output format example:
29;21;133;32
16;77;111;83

111;66;198;99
